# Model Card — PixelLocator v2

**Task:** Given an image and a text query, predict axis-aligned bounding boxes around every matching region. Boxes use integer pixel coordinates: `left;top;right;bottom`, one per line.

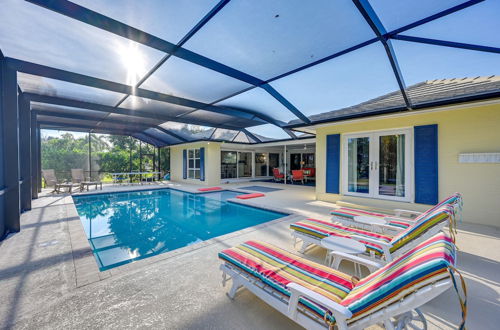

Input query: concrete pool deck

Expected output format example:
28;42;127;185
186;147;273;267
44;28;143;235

0;182;499;329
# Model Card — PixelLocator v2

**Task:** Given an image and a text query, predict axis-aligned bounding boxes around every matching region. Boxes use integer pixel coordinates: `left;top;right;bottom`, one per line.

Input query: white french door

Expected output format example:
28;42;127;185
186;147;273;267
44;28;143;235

342;129;412;202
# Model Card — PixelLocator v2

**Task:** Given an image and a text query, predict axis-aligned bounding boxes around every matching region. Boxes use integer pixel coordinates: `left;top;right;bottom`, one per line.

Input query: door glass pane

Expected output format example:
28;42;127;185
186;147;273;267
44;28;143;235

255;153;268;177
238;152;252;178
221;151;237;179
379;134;406;197
269;153;280;171
303;153;315;168
290;154;301;170
347;137;370;194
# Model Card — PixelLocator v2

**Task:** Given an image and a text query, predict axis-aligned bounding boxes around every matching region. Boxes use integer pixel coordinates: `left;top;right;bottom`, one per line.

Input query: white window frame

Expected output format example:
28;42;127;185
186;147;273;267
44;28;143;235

342;128;413;202
187;148;201;180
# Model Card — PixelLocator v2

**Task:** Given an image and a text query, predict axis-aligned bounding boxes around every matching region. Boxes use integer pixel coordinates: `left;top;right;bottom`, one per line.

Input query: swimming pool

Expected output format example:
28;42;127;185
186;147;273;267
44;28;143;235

72;189;286;270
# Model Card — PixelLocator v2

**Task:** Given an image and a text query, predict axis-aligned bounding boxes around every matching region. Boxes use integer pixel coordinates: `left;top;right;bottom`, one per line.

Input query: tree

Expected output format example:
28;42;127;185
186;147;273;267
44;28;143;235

41;133;89;181
41;131;167;181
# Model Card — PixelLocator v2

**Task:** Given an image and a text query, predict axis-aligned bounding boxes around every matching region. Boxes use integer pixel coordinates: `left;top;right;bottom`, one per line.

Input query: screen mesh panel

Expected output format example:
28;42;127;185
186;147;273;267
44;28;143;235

18;73;125;106
184;0;376;80
141;56;251;103
0;0;164;84
72;0;219;44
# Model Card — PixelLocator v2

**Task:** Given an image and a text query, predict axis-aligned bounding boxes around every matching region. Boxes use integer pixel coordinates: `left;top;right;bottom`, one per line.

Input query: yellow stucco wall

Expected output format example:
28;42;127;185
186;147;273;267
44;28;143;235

170;142;221;186
316;103;500;227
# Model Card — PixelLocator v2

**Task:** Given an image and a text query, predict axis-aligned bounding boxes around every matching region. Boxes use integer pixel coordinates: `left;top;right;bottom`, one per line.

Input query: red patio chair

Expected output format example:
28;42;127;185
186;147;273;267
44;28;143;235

272;168;284;182
291;170;305;184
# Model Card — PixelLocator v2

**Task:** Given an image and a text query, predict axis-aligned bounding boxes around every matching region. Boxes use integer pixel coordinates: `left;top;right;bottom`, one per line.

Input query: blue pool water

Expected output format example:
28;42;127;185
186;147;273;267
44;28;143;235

72;189;286;270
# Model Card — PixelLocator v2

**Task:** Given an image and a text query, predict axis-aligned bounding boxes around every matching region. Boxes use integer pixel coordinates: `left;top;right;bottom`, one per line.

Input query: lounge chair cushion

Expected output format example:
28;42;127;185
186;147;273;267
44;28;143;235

219;240;356;322
220;235;457;327
330;208;411;229
236;193;265;199
389;204;456;251
330;192;462;230
198;187;222;192
341;233;456;323
290;219;392;255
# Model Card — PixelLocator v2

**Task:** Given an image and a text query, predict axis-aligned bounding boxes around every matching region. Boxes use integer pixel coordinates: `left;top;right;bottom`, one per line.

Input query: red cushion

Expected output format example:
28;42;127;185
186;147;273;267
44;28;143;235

236;193;265;199
198;187;222;192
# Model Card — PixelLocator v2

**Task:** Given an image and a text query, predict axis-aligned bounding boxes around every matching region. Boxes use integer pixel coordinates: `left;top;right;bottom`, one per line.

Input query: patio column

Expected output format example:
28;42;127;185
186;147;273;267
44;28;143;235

284;145;287;185
19;95;32;211
30;111;38;199
37;124;41;193
139;141;142;182
0;58;21;235
88;132;91;180
157;147;161;180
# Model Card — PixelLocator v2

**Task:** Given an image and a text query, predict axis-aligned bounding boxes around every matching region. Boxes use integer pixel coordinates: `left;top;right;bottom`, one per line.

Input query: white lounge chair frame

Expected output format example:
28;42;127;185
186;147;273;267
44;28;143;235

332;202;458;235
332;215;415;235
220;262;452;330
291;219;447;264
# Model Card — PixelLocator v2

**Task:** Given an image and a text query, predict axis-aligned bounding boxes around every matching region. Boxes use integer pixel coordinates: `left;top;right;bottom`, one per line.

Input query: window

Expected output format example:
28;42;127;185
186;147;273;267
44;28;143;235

255;153;268;177
187;148;200;179
342;129;412;202
221;150;253;178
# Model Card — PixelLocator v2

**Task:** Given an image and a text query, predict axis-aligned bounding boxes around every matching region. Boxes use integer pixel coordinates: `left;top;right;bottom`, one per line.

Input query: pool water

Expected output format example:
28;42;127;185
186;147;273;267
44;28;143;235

72;189;286;270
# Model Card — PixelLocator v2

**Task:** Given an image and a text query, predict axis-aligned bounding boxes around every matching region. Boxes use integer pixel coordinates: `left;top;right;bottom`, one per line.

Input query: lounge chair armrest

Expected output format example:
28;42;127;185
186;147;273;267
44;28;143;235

384;216;415;224
350;235;392;248
329;251;383;272
287;282;352;321
393;209;422;217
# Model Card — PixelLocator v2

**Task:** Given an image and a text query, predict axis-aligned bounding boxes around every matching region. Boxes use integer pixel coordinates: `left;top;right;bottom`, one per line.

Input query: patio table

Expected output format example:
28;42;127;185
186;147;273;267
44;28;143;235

321;236;366;275
79;181;103;192
353;215;387;226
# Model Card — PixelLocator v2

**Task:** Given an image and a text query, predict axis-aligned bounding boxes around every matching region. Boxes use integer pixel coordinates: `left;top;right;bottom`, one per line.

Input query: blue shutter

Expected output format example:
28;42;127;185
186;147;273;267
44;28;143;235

182;149;187;179
414;124;438;204
326;134;340;194
200;147;205;181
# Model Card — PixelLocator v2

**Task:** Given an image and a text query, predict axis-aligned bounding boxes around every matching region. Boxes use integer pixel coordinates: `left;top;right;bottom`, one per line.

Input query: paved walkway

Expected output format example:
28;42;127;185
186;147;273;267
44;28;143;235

0;182;499;329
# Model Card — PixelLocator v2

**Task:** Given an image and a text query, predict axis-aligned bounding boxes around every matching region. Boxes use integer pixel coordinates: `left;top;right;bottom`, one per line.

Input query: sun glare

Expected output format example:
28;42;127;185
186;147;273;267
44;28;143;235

118;42;146;86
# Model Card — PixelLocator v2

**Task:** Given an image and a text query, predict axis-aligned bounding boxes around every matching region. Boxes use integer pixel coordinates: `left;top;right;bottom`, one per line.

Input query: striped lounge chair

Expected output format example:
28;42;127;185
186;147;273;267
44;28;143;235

219;234;466;330
291;204;458;263
331;192;463;234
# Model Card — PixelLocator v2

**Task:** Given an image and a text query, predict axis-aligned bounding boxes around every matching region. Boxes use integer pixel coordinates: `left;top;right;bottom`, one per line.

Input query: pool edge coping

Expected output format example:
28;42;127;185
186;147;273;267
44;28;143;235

65;186;301;287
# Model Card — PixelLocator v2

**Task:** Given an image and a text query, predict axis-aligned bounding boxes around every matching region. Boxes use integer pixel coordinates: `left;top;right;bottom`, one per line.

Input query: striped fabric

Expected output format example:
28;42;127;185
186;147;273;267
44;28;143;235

330;192;462;230
330;208;411;229
390;204;456;251
292;205;454;255
290;219;392;255
341;233;456;323
423;192;462;217
219;234;458;327
219;240;356;322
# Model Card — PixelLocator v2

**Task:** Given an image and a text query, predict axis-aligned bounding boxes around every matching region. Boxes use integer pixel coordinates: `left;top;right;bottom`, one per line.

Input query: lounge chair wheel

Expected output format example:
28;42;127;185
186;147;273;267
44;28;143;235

395;308;427;330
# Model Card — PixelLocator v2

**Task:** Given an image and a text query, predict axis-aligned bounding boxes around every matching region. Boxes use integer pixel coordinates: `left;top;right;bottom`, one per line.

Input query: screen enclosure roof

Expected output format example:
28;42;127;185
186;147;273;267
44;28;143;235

1;0;499;146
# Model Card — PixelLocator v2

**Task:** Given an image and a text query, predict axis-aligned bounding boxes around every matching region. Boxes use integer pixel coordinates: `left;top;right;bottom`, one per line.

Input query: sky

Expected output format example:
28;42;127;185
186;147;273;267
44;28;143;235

41;129;88;139
1;0;499;139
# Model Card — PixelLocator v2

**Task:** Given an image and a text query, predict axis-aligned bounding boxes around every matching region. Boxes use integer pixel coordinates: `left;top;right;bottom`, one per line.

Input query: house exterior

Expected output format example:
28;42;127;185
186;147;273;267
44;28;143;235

314;101;500;227
170;138;316;186
170;77;500;227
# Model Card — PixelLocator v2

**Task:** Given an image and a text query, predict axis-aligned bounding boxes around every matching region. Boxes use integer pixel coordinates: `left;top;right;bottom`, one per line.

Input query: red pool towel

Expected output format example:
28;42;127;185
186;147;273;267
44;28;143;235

198;187;222;192
237;193;265;199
